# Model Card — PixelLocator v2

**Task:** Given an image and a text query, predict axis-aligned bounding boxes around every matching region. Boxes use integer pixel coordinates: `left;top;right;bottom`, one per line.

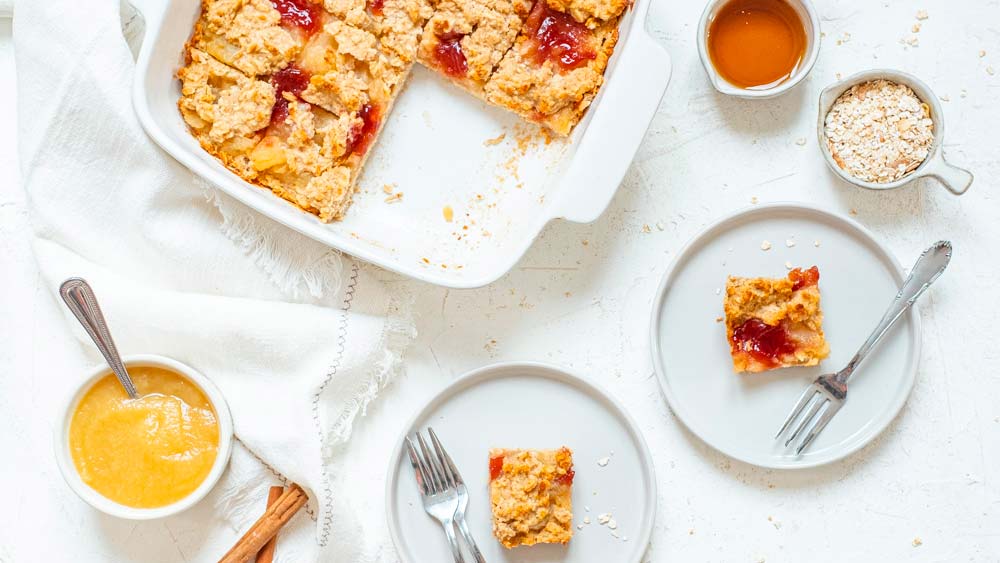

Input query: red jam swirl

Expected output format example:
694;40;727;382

369;0;384;16
345;104;380;157
555;466;575;486
789;265;820;291
272;0;322;35
433;32;469;78
523;1;596;70
731;318;796;367
489;455;504;481
269;65;311;126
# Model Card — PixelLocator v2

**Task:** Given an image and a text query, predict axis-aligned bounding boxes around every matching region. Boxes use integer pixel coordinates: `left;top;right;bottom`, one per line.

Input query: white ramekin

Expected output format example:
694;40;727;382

53;354;234;520
817;69;973;194
697;0;821;99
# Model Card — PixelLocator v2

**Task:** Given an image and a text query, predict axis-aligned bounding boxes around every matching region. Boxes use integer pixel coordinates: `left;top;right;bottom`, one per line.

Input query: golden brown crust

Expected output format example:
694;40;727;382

189;0;301;77
416;0;532;95
489;447;573;549
483;12;619;136
723;272;830;373
543;0;628;27
178;0;431;222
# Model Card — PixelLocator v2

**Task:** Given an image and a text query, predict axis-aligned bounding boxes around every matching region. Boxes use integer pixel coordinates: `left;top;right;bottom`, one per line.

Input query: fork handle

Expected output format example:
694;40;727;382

839;241;951;382
442;521;465;563
455;517;486;563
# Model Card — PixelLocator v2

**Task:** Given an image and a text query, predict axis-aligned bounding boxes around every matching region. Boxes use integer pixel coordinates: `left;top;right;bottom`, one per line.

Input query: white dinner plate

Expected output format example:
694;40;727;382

386;362;656;562
649;203;920;469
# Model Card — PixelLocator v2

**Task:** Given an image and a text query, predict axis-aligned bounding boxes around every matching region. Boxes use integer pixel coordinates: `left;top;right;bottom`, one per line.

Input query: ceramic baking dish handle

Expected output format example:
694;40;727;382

553;29;671;224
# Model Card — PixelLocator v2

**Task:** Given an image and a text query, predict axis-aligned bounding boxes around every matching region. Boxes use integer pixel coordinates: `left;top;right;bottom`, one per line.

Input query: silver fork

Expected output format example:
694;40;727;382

405;428;486;563
776;241;952;455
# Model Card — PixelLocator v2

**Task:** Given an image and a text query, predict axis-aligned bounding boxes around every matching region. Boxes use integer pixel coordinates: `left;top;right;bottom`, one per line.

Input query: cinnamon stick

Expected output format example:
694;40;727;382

218;484;308;563
254;486;285;563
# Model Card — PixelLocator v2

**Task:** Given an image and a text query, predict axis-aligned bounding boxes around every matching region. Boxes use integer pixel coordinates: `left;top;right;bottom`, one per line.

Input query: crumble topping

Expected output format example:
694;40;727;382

489;447;574;548
824;79;935;183
417;0;532;92
724;268;830;373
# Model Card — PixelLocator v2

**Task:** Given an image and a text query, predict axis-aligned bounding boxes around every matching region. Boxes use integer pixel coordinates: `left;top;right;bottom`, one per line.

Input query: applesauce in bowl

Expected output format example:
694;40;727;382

55;355;233;519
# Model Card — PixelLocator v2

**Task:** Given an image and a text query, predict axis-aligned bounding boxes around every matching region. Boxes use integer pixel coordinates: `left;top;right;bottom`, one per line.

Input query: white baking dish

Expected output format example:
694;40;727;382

131;0;671;288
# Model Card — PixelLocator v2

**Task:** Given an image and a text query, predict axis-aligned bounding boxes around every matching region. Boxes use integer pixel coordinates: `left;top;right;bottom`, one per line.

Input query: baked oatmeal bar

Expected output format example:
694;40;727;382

724;266;830;373
416;0;533;96
489;447;574;548
178;0;430;221
482;0;625;135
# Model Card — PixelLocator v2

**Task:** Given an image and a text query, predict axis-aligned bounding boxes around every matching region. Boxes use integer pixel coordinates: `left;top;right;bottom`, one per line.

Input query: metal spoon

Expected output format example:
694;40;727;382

59;278;139;399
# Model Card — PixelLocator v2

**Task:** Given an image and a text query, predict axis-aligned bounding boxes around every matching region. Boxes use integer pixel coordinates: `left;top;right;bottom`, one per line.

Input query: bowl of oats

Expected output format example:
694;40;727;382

818;69;973;194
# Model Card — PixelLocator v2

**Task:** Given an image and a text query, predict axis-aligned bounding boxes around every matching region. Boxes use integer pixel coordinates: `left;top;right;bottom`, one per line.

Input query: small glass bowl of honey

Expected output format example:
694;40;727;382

697;0;821;99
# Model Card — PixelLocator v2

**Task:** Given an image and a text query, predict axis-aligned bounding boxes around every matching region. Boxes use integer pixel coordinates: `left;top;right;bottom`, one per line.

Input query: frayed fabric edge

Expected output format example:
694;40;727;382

201;180;345;300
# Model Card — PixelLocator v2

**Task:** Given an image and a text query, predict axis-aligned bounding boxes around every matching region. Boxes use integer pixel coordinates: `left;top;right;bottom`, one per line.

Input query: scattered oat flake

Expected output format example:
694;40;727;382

384;192;404;203
814;240;821;247
382;184;394;194
483;132;506;146
642;224;652;233
903;35;919;47
987;65;996;76
607;519;618;530
751;196;759;204
916;9;928;19
761;240;772;251
911;23;921;33
960;89;968;98
785;261;793;269
715;287;721;295
912;537;923;547
979;49;987;58
785;239;796;247
715;316;724;323
597;513;612;525
795;137;806;146
836;72;842;80
656;221;665;231
611;531;620;538
597;457;610;467
442;205;454;222
939;94;950;102
850;208;858;215
577;524;584;530
585;506;590;512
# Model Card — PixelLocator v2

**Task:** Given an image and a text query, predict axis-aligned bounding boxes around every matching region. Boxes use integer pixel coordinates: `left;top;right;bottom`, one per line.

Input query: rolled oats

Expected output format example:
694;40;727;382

824;79;934;183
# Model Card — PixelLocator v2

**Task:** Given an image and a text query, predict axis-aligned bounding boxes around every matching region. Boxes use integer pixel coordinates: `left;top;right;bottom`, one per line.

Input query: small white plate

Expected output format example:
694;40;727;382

386;362;656;562
649;203;920;469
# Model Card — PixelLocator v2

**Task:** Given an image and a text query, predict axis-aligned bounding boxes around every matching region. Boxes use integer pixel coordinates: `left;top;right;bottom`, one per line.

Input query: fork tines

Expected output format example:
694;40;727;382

775;384;843;455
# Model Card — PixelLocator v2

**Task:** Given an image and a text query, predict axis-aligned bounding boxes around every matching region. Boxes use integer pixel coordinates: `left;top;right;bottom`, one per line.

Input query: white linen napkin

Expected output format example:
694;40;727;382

14;0;415;561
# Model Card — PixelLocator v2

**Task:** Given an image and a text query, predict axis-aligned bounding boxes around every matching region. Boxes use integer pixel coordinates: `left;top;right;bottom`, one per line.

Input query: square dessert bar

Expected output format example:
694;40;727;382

724;266;830;373
178;0;431;222
489;447;574;548
416;0;533;96
483;0;628;135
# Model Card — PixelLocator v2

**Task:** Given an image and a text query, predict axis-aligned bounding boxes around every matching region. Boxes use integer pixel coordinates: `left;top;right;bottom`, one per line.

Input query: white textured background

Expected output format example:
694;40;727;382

2;0;999;561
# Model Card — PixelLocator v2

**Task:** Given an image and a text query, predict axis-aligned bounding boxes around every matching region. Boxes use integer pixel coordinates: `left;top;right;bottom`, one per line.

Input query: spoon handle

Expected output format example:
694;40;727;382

59;278;139;399
838;240;952;383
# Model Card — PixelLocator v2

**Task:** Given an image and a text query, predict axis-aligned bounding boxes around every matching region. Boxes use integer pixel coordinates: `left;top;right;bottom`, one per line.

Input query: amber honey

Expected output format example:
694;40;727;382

707;0;807;89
